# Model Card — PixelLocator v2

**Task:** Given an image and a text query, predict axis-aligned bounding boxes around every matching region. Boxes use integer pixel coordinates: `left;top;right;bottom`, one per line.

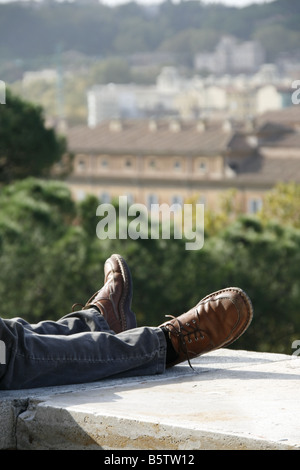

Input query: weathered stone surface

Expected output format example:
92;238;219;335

1;349;299;450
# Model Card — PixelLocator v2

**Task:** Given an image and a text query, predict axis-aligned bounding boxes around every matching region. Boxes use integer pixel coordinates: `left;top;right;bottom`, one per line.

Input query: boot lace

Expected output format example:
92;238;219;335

164;308;204;370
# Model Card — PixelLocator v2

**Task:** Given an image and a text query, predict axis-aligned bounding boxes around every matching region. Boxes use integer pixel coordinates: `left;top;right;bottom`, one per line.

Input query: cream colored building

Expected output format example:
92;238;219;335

65;109;300;215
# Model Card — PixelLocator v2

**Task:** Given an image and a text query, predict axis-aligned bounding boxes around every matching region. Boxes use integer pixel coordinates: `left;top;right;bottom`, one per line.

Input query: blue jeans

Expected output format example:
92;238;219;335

0;308;167;390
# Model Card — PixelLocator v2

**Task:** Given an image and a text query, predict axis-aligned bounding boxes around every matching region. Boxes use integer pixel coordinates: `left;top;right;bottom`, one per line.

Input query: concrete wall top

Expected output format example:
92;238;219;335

1;349;299;450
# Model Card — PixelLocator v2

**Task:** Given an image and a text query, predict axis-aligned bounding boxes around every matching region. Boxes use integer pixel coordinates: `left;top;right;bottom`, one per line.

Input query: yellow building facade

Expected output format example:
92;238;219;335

64;110;300;214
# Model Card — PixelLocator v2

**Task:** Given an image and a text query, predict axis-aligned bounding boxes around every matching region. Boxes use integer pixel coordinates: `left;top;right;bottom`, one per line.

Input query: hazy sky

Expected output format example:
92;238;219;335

0;0;275;6
102;0;275;6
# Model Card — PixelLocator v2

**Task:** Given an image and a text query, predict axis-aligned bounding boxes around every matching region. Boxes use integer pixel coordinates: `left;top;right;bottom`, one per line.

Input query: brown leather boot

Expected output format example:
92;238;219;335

74;254;136;334
160;287;253;368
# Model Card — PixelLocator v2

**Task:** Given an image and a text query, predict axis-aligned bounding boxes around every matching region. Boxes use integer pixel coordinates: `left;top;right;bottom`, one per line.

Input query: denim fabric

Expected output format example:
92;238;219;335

0;308;167;390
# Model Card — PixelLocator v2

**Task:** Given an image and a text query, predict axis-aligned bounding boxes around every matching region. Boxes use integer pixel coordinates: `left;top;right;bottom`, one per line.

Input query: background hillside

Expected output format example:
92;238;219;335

1;0;300;80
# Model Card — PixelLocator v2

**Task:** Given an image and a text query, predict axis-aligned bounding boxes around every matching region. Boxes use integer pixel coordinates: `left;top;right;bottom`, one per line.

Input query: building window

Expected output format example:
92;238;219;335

173;159;181;171
125;158;133;169
101;158;108;169
197;158;208;174
199;161;207;173
149;159;156;169
171;195;183;207
100;192;111;204
248;198;262;214
147;193;159;208
77;159;86;171
126;193;134;205
198;195;206;206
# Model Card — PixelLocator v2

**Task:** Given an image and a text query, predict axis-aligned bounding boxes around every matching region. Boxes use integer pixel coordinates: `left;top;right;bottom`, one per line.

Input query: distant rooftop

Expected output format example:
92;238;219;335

66;119;246;156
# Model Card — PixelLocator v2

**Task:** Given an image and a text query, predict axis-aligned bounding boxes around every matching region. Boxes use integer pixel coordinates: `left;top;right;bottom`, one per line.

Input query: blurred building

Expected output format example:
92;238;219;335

22;69;58;86
194;36;265;75
87;63;294;127
87;67;183;127
64;107;300;214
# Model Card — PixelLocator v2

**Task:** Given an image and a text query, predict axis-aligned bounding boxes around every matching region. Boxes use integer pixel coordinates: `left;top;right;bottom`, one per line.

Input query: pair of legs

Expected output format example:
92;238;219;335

0;254;253;390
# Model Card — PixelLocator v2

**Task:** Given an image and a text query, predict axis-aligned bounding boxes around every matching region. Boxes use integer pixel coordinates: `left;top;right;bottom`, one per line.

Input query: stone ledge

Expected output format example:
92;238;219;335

1;349;299;450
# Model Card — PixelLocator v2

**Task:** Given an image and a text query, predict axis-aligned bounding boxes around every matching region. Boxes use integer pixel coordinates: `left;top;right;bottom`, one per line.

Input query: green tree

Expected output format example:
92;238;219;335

253;24;299;61
259;182;300;229
159;28;219;66
206;216;300;354
0;90;66;183
0;178;93;322
0;177;299;356
1;0;300;63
